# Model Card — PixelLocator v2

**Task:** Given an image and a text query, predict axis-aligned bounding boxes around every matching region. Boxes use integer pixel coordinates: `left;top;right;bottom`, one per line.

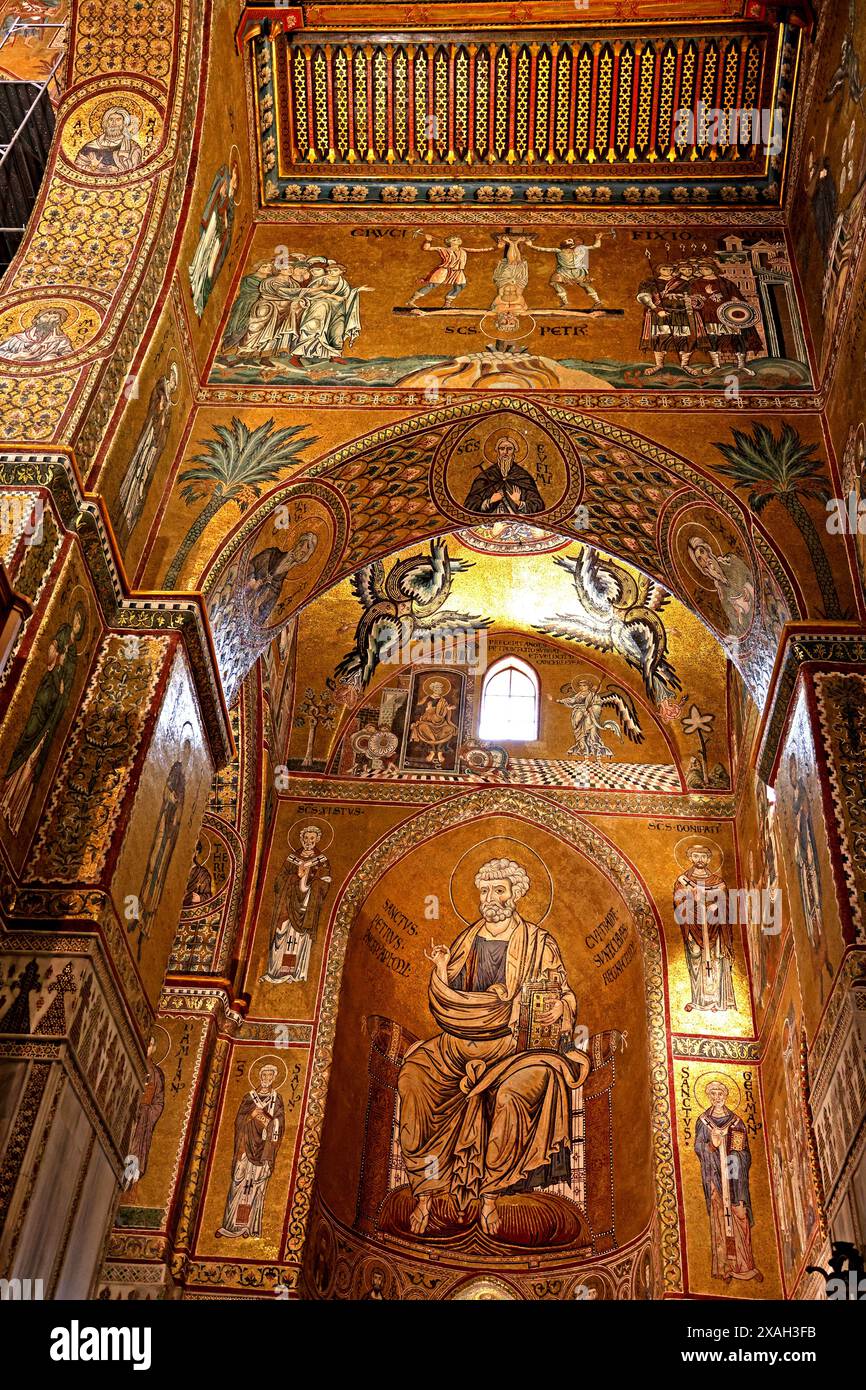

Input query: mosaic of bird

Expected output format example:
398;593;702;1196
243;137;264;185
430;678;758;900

335;539;489;688
536;546;681;705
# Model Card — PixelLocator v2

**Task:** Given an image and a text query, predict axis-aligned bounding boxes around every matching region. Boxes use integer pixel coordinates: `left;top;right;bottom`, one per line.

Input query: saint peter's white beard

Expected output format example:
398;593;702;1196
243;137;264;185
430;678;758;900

480;898;514;922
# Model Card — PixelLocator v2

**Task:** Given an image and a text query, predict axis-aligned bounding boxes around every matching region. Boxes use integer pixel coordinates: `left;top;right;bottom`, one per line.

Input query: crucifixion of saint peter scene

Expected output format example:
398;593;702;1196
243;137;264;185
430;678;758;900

397;856;589;1237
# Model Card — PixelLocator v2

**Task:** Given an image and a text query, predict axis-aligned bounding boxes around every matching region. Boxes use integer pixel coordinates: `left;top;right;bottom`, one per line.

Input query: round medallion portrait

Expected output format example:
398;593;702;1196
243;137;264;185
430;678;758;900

434;410;580;527
61;93;163;176
667;503;756;641
0;298;102;367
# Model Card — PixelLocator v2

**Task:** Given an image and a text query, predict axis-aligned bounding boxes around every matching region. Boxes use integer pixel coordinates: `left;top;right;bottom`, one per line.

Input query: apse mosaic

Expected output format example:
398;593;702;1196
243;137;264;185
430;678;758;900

281;539;732;794
317;813;653;1264
2;0;865;1312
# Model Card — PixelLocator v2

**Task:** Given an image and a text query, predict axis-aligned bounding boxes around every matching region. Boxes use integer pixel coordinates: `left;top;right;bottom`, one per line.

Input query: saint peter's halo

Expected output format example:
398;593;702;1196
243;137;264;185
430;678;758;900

449;835;552;926
479;311;537;344
693;1069;741;1114
287;818;334;853
250;1054;288;1090
420;675;451;697
149;1023;172;1069
481;427;529;465
673;836;724;876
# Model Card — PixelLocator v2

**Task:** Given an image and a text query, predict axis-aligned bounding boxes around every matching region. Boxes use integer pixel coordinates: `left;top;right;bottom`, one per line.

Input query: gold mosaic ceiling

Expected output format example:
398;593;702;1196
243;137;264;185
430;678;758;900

242;0;809;208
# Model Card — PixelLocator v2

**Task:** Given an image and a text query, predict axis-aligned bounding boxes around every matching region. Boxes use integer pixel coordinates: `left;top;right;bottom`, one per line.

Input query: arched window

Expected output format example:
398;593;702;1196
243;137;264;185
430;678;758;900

478;656;539;742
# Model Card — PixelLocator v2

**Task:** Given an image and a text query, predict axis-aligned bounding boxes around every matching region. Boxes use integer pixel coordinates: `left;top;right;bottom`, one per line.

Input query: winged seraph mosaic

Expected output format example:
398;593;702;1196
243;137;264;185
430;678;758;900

535;547;681;706
335;539;490;689
556;677;644;759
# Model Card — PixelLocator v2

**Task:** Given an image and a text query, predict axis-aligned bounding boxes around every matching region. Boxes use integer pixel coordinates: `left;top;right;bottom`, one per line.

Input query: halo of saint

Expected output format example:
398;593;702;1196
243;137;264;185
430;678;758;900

693;1070;742;1113
673;836;725;876
287;817;334;854
249;1054;289;1091
676;521;738;592
482;425;530;466
448;835;553;926
148;1023;172;1070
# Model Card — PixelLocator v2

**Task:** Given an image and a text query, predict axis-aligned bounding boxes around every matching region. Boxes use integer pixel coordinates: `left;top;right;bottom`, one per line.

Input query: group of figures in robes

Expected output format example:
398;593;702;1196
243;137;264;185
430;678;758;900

673;843;737;1015
397;856;589;1238
216;1063;285;1239
694;1080;762;1283
636;257;763;376
261;825;332;985
188;161;239;319
220;253;367;365
0;602;87;833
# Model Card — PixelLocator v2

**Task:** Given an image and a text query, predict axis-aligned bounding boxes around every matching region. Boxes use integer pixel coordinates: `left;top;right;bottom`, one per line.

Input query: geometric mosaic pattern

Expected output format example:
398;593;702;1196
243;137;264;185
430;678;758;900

253;19;801;206
354;757;681;791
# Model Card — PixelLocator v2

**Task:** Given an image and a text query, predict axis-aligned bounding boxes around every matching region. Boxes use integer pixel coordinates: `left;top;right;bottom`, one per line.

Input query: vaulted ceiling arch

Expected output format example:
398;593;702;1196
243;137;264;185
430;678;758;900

195;396;801;708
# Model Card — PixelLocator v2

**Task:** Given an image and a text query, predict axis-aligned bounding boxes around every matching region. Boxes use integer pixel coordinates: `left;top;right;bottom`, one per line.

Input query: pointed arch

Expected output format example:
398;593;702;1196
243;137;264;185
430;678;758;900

284;784;682;1294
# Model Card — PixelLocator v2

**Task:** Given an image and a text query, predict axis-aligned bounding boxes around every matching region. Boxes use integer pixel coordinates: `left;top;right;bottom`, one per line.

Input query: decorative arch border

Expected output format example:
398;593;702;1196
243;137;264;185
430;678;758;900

204;396;805;701
0;0;204;457
283;785;683;1294
199;478;349;599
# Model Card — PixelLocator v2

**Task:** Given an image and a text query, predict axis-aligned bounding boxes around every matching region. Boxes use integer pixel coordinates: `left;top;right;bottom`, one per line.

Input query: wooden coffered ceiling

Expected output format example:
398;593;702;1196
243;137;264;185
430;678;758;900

239;1;813;208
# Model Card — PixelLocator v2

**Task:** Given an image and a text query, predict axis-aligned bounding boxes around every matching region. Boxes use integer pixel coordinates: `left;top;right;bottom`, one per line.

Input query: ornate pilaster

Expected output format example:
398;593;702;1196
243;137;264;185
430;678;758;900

0;457;230;1291
756;627;866;1247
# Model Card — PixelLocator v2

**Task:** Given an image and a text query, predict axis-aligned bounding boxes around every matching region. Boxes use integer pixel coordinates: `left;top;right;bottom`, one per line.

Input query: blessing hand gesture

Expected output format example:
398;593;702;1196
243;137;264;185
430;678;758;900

424;938;451;981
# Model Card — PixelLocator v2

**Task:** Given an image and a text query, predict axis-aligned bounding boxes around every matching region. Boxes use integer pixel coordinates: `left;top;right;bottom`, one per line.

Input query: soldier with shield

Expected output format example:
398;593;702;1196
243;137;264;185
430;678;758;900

687;260;763;376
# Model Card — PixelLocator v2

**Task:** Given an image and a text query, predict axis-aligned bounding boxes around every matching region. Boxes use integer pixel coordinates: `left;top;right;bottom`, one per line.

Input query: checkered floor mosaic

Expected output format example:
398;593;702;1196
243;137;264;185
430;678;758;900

355;759;681;792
